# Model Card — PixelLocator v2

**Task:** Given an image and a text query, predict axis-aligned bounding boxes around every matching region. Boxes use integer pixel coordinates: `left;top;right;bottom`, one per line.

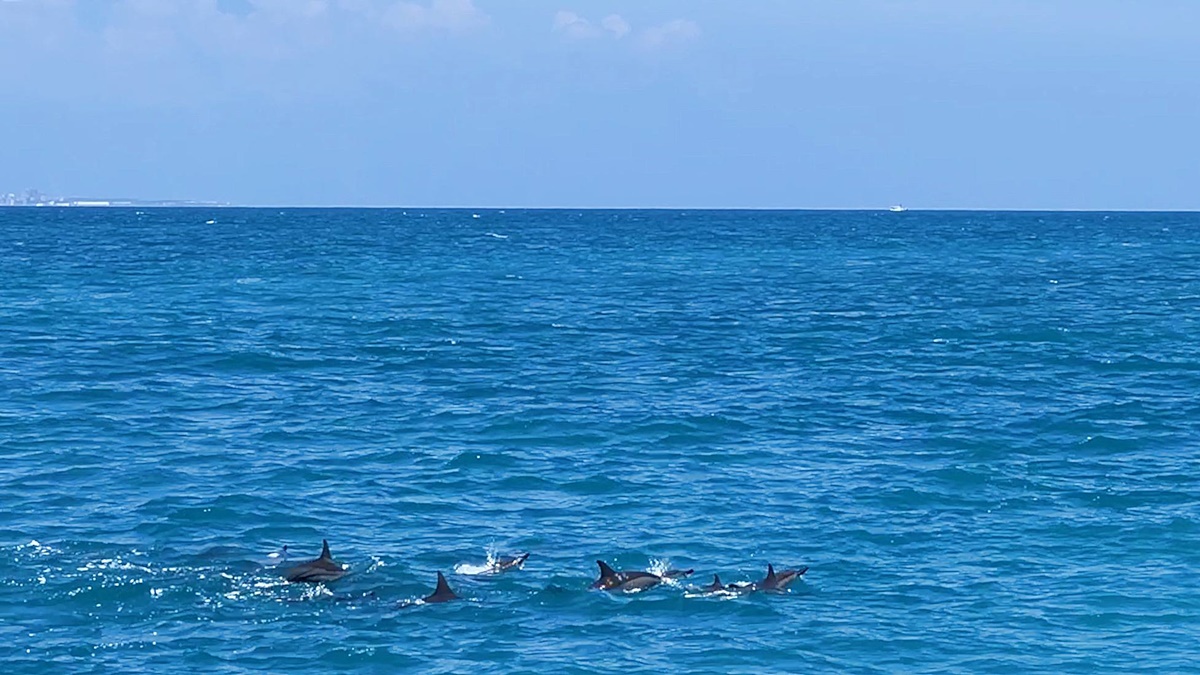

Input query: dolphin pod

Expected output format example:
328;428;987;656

282;540;807;603
702;564;809;594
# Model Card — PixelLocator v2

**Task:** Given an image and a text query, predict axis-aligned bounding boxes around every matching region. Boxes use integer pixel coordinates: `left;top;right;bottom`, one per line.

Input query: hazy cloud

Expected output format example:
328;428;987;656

600;14;630;39
639;18;701;49
381;0;488;33
552;10;599;39
552;11;631;40
553;10;698;47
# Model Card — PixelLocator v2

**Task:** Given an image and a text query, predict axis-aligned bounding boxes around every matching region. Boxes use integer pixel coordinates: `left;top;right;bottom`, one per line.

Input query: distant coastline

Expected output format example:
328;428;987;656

2;189;1197;212
0;201;231;208
1;189;227;208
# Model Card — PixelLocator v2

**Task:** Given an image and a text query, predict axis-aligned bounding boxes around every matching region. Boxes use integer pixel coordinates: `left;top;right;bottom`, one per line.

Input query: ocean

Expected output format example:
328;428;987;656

2;208;1198;673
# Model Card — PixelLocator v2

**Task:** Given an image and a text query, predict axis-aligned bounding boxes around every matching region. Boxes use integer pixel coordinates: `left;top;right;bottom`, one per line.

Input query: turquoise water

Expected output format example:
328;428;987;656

2;208;1199;673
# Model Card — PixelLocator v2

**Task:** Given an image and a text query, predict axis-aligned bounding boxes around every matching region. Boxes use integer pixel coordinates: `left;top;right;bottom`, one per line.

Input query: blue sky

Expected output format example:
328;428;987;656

2;0;1198;208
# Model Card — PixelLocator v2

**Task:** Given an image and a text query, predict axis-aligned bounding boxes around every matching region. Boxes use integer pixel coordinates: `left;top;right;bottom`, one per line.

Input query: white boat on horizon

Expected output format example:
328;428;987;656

889;205;908;212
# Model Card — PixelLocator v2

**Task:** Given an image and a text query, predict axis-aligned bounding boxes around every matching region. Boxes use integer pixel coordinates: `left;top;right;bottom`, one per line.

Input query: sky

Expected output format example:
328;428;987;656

1;0;1199;209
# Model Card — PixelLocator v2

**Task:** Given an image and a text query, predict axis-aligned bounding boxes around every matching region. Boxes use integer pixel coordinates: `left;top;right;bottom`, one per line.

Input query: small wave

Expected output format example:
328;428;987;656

683;590;740;600
18;539;59;556
485;232;508;239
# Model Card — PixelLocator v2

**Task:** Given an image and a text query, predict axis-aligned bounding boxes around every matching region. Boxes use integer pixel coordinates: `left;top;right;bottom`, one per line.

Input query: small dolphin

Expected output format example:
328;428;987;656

661;568;695;580
703;574;726;593
489;552;530;574
423;571;460;603
759;563;808;592
284;540;347;584
592;560;663;593
702;574;754;594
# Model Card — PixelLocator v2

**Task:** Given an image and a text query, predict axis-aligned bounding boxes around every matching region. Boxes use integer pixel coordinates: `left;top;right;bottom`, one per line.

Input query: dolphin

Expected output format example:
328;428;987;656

592;560;663;593
423;571;461;603
758;563;808;592
283;540;347;583
661;568;695;580
488;552;530;574
702;573;754;594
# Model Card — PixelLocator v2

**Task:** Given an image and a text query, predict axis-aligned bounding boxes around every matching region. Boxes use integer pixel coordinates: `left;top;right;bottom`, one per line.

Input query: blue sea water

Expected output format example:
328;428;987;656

2;208;1199;673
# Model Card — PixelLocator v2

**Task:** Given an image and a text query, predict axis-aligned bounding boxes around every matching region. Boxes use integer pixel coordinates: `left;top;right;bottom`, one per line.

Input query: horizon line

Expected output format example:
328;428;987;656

4;204;1200;213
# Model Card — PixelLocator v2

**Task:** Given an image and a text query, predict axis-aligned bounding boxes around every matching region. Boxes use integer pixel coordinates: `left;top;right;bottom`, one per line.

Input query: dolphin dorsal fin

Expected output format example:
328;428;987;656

712;574;722;587
320;540;332;560
597;560;618;579
434;571;458;599
765;564;777;582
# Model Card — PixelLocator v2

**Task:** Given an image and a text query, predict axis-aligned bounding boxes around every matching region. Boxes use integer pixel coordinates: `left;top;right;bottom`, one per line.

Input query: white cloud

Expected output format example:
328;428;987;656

552;10;599;39
600;14;630;39
638;18;701;49
553;10;698;48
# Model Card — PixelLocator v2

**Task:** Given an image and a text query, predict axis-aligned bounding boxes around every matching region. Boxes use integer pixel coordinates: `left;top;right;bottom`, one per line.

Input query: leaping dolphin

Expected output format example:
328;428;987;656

758;564;808;591
488;552;530;574
423;572;460;603
283;540;347;584
592;560;663;593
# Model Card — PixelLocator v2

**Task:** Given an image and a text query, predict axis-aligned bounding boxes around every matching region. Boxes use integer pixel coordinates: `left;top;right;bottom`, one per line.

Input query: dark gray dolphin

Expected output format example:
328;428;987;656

703;574;726;593
423;572;460;603
759;563;808;591
284;540;347;584
592;560;663;593
489;552;530;574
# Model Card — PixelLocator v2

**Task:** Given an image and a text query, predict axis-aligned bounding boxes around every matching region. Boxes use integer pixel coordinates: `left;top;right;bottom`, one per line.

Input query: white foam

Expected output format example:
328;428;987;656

454;562;494;576
648;558;672;577
455;547;500;576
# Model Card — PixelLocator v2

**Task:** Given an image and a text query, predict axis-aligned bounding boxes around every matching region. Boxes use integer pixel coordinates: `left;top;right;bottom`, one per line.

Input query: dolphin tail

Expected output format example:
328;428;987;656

320;540;333;561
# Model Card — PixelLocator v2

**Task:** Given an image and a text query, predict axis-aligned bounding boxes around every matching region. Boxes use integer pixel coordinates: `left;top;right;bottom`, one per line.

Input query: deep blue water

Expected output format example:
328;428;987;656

2;208;1199;673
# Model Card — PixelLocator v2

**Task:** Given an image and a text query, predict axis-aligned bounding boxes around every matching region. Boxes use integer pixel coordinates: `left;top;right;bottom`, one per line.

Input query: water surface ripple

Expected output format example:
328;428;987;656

2;209;1199;672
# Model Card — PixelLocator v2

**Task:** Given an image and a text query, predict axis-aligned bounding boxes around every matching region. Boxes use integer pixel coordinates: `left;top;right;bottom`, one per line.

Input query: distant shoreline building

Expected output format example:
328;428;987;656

0;188;227;208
